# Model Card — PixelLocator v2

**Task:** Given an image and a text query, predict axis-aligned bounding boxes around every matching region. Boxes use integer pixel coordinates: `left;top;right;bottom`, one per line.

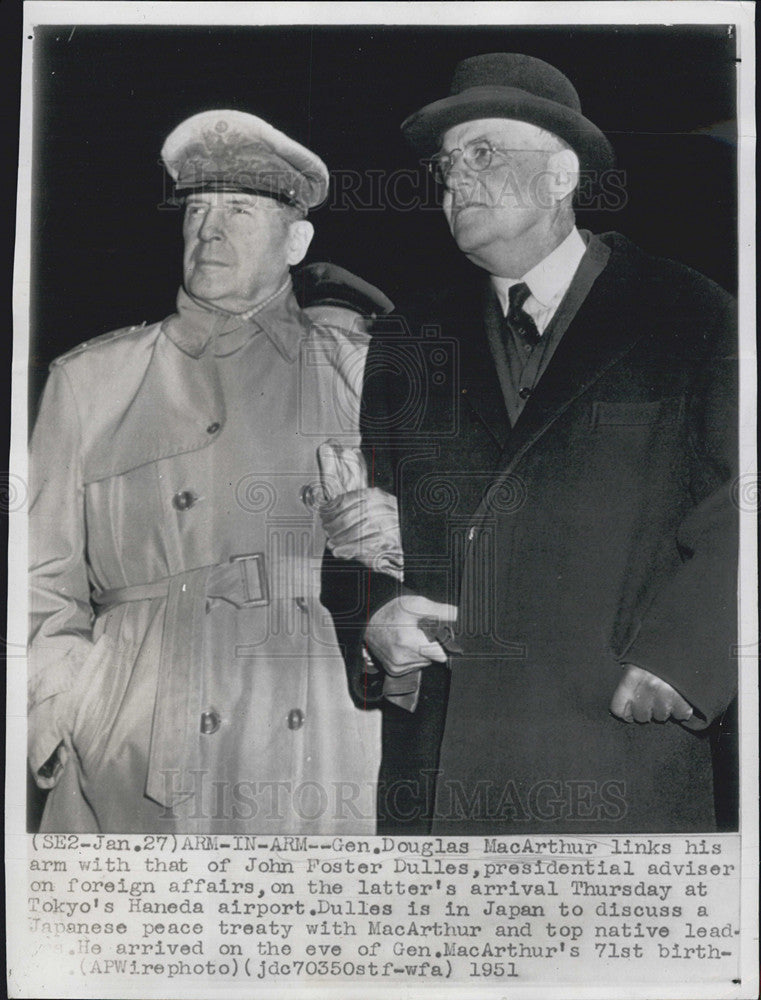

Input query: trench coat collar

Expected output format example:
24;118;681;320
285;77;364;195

83;278;312;483
163;278;309;363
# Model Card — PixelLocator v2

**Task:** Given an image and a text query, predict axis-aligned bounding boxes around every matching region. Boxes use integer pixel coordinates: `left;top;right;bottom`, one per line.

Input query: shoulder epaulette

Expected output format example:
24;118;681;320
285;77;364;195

307;318;371;347
51;321;149;367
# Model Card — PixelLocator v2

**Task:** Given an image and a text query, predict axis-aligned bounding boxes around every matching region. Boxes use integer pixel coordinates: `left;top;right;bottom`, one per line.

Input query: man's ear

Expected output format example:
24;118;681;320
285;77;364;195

546;147;580;203
286;220;315;267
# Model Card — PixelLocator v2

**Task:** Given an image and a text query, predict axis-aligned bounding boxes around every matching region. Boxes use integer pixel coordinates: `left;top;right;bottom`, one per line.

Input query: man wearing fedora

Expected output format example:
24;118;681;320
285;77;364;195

326;53;738;834
27;110;387;833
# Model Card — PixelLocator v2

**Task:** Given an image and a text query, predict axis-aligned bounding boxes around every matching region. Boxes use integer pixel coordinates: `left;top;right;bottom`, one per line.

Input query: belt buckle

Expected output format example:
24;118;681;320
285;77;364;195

229;552;269;608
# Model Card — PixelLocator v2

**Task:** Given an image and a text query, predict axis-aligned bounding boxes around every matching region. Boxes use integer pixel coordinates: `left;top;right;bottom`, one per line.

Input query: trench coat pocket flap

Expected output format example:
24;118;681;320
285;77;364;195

591;399;667;428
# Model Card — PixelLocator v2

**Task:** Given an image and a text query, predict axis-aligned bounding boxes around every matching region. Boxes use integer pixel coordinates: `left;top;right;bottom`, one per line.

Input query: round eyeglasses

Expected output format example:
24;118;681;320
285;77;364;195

427;139;532;184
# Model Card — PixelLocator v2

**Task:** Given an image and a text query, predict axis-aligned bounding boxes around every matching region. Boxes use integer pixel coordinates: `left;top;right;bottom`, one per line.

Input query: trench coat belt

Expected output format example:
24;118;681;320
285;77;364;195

91;554;323;809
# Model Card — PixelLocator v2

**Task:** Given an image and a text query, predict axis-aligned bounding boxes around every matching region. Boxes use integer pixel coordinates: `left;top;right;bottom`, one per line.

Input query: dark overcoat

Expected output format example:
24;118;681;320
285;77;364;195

324;232;737;835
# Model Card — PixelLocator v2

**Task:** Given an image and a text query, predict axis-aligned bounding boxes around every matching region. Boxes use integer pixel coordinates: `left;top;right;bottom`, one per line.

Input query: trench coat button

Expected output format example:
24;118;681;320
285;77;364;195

518;387;532;400
172;490;197;511
200;710;220;735
206;421;221;435
287;709;305;731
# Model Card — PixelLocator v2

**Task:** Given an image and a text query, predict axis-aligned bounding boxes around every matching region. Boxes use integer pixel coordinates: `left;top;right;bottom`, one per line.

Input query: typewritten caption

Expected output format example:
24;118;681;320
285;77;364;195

21;835;740;990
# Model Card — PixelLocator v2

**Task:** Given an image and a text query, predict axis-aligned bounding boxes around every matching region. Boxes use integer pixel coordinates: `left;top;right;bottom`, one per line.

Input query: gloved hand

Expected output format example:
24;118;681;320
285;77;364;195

317;438;368;498
311;440;404;580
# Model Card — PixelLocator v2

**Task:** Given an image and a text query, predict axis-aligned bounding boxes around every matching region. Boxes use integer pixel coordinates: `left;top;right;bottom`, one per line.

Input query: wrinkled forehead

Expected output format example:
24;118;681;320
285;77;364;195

440;117;553;152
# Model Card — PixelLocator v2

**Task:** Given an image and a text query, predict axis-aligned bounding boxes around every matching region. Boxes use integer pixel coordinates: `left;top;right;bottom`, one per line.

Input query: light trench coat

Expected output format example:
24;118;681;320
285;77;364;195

28;282;381;833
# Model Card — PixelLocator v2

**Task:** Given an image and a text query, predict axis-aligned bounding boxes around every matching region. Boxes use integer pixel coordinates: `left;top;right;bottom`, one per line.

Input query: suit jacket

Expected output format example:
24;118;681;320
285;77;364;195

323;232;738;835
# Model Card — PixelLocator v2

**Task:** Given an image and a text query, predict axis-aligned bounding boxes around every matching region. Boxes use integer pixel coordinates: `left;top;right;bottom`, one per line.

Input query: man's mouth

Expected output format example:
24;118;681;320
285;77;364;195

452;201;489;219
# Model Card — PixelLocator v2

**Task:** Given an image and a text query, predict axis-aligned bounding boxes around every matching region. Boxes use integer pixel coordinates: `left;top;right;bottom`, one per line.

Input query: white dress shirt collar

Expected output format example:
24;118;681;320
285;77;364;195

491;227;587;329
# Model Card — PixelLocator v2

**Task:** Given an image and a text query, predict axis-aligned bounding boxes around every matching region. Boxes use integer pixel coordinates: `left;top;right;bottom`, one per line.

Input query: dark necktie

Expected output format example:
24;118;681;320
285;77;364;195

505;281;541;349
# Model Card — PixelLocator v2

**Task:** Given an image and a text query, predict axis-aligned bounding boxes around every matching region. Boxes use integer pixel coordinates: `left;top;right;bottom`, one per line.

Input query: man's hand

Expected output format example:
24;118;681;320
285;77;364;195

365;595;458;676
610;664;694;724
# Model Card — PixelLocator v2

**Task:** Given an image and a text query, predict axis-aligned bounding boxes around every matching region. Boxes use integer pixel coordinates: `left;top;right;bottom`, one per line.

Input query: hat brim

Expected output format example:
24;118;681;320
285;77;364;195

401;85;615;173
161;109;329;210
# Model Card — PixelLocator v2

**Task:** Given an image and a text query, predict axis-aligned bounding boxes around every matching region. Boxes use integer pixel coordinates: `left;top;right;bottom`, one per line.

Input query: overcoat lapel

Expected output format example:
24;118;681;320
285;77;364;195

491;238;649;476
456;284;511;451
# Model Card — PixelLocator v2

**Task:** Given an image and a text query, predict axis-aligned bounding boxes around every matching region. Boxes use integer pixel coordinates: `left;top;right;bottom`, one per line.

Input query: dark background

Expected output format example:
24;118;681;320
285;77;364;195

31;23;737;404
27;22;739;828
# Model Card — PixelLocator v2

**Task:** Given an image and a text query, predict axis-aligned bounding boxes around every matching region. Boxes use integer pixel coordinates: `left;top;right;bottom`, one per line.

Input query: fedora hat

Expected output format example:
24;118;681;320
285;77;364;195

401;53;614;172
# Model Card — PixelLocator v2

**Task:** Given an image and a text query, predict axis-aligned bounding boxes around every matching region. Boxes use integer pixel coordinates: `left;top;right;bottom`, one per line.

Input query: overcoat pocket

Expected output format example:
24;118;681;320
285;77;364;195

591;399;664;428
68;633;122;773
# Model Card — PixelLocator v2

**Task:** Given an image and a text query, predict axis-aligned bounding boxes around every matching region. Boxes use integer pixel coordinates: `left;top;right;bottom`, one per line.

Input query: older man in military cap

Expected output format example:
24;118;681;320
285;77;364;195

28;110;383;834
327;54;738;835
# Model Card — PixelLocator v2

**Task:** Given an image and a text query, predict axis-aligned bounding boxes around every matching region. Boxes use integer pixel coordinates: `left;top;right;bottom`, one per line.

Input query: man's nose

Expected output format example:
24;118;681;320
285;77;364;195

445;168;485;204
198;210;224;241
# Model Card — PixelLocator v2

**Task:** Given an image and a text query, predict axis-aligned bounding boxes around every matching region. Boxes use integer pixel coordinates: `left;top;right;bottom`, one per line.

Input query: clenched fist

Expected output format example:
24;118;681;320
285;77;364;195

610;664;694;724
